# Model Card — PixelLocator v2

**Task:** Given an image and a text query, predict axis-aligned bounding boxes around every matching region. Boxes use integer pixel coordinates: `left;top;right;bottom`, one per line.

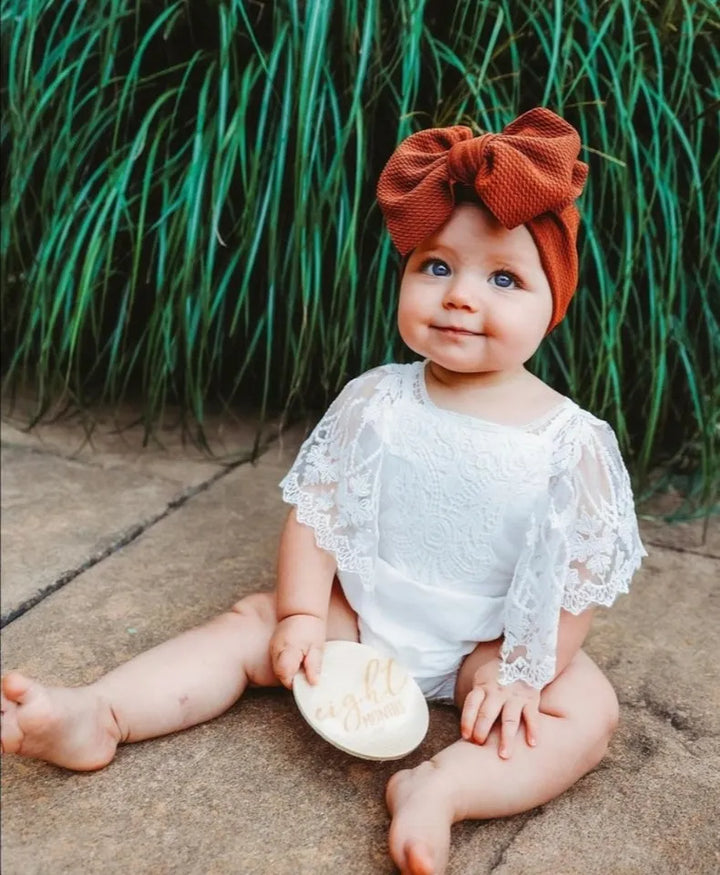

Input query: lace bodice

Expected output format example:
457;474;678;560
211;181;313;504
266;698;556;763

280;362;646;689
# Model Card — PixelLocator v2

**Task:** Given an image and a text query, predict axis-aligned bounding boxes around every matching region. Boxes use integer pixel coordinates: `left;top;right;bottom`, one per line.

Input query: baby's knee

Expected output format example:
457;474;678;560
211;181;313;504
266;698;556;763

595;673;620;739
584;676;620;768
228;592;276;630
606;686;620;736
562;658;620;769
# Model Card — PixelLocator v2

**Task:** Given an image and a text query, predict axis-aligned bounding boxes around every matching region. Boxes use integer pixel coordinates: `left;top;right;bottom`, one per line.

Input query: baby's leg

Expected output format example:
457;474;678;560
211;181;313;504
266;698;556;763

386;650;619;875
1;583;358;771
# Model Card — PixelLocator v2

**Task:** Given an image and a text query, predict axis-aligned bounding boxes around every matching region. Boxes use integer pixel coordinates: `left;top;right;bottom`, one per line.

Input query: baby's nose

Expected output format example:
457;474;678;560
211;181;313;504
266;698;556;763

443;281;481;310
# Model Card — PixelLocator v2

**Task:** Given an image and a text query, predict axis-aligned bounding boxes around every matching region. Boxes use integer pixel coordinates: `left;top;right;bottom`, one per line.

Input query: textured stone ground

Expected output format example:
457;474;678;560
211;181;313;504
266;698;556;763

1;405;718;874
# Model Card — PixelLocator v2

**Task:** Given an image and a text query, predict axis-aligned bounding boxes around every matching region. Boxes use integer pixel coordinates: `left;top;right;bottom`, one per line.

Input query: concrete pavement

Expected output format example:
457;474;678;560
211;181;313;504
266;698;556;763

1;402;718;874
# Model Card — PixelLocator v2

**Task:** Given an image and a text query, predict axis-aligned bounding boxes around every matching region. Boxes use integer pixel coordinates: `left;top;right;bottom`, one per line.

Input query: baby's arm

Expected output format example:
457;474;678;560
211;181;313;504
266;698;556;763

460;608;594;759
269;508;338;688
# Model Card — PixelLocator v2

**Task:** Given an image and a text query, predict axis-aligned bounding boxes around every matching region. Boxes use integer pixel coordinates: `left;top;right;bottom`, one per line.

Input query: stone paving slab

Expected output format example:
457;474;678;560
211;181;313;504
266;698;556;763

1;421;719;874
489;553;720;875
1;443;202;619
0;444;296;680
590;548;720;738
0;404;283;621
493;711;720;875
0;396;276;479
638;489;719;558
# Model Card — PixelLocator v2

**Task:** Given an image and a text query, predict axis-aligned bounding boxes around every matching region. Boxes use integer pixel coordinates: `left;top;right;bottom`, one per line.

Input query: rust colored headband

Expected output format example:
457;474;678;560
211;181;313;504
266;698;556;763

376;108;589;331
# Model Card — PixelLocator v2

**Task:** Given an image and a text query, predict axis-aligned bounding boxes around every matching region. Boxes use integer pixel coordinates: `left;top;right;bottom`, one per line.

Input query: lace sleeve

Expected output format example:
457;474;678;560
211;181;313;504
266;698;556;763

279;367;397;590
560;420;647;614
499;415;646;689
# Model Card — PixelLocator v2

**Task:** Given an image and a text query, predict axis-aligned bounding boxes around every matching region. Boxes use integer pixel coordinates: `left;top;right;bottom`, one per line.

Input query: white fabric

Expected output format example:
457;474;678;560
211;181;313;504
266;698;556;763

414;670;459;703
280;361;646;692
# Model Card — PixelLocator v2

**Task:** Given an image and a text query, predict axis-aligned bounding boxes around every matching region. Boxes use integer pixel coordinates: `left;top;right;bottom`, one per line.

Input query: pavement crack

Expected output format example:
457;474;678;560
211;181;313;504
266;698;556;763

487;811;537;872
640;698;695;734
618;696;705;742
0;439;106;467
1;524;145;627
1;431;283;628
643;538;719;560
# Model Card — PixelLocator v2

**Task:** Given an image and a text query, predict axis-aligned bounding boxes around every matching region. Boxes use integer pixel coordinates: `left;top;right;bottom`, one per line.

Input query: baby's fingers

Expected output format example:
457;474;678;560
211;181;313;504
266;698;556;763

498;699;524;759
471;693;502;745
461;688;485;740
273;644;303;688
523;702;540;749
302;644;324;686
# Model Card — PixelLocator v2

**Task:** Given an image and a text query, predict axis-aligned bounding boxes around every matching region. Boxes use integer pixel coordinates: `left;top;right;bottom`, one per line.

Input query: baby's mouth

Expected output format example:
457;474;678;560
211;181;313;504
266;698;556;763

432;325;483;337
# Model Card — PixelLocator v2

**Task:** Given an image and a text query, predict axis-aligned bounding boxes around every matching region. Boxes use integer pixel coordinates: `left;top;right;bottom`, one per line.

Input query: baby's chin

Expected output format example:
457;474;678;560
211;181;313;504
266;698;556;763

429;360;491;375
417;347;495;375
406;348;481;372
423;351;532;382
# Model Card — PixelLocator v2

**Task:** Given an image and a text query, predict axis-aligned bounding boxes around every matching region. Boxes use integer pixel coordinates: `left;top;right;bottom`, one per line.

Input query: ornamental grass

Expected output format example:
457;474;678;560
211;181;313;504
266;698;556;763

1;0;718;512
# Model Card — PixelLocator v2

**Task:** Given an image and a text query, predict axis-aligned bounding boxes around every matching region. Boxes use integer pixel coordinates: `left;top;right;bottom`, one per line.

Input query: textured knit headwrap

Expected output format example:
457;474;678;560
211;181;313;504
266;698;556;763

376;108;589;332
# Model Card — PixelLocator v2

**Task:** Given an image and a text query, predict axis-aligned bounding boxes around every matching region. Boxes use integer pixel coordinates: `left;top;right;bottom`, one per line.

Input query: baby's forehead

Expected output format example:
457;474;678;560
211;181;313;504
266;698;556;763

418;202;539;264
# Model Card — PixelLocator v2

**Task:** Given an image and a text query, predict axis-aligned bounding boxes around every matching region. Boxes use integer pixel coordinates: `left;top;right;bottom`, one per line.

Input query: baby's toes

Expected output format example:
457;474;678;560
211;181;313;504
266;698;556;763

1;694;23;755
2;671;33;704
404;840;437;875
1;673;50;756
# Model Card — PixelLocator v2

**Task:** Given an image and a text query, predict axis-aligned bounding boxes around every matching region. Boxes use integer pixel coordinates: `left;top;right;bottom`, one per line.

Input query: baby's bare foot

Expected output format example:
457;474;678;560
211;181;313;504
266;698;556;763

386;761;457;875
1;672;121;771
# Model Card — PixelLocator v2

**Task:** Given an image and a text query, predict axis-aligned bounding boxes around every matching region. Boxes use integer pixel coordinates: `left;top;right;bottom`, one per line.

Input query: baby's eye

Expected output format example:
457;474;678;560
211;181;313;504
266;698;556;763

420;258;452;277
491;270;520;289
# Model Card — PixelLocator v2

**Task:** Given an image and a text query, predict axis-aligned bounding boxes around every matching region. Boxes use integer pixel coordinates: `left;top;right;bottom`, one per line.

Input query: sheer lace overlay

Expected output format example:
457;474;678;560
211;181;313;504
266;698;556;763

499;416;646;687
281;362;646;690
280;366;400;590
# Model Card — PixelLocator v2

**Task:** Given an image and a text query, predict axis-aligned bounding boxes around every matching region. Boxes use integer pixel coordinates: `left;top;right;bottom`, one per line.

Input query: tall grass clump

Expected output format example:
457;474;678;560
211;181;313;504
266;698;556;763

1;0;718;510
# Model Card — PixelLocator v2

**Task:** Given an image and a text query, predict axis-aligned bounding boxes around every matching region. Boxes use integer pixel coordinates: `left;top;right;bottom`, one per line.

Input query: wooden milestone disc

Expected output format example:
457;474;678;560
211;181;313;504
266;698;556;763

292;640;429;761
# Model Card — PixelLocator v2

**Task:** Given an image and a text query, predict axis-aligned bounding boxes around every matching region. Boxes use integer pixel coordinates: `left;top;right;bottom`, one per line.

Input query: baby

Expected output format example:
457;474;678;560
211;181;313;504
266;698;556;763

1;108;645;875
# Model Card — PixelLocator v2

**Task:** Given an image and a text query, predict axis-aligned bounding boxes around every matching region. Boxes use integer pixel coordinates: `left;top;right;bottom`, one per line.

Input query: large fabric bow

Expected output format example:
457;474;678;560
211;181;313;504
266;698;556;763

376;107;589;331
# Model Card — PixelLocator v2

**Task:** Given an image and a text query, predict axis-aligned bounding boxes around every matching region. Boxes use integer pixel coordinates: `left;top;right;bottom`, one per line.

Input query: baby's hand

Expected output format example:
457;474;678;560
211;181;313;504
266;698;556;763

270;614;326;689
460;657;540;759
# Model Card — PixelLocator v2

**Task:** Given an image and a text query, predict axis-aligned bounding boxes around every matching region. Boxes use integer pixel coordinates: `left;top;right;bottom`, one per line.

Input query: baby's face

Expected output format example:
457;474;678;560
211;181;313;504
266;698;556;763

397;203;553;376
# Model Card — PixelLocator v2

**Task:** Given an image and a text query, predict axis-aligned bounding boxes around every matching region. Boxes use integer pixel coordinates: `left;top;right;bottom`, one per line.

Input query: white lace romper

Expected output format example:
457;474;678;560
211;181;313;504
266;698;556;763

281;362;646;701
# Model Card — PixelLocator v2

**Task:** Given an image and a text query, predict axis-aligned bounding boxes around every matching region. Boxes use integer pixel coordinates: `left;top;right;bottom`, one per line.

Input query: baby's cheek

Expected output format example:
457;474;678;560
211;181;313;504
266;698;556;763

396;305;424;350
